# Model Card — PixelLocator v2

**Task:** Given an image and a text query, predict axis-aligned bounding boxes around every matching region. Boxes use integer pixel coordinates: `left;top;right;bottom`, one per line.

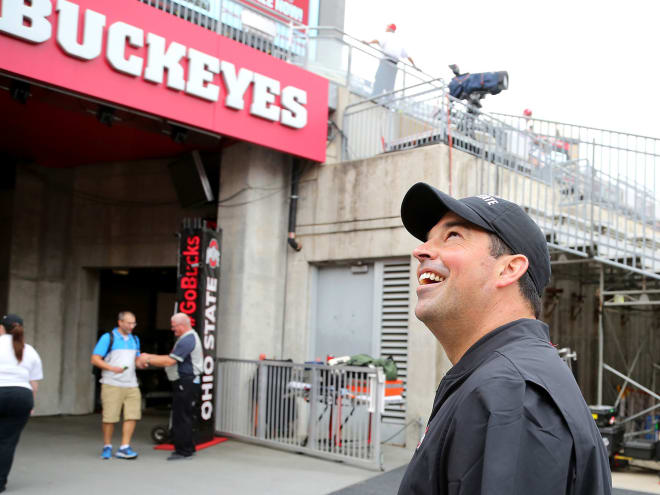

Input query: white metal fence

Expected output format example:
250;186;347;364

216;358;386;470
342;83;660;281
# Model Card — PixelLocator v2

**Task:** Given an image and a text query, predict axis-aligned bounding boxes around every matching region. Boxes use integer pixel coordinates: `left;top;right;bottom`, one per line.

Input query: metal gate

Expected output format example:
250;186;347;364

216;358;386;470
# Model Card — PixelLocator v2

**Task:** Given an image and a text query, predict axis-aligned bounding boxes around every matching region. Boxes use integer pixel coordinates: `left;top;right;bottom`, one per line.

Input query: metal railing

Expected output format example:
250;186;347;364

492;112;657;223
137;1;440;95
558;347;577;374
138;0;222;31
301;27;441;98
138;0;308;60
216;358;386;470
342;82;660;280
341;79;448;161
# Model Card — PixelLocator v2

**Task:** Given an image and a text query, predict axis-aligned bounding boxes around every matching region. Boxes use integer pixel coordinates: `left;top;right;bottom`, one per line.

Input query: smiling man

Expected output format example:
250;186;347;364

397;183;611;495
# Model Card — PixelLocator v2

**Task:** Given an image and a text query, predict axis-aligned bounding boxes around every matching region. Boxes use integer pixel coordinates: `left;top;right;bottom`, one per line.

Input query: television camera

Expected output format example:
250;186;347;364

448;64;509;111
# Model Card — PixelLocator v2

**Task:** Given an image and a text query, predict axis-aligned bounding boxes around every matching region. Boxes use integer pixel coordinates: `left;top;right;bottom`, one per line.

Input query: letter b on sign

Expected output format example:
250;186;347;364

0;0;53;43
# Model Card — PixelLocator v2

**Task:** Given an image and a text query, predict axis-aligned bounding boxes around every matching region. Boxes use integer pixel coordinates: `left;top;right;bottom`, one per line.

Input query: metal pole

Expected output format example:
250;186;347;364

372;368;385;470
609;383;660;429
287;21;294;61
257;362;267;440
346;45;352;89
654;362;659;421
215;0;224;34
447;95;453;196
304;25;310;70
614;340;646;408
590;139;596;251
341;111;348;162
603;363;660;402
307;367;319;449
597;264;604;405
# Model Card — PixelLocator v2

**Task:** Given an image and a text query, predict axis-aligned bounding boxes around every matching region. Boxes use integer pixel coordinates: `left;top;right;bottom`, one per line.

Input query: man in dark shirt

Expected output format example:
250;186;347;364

137;313;202;461
397;183;611;494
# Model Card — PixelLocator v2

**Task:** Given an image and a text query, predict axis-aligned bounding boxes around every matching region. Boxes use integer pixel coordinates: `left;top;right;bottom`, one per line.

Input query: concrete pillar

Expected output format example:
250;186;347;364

59;268;100;414
326;85;349;164
313;0;346;84
7;166;74;415
318;0;345;29
216;143;291;360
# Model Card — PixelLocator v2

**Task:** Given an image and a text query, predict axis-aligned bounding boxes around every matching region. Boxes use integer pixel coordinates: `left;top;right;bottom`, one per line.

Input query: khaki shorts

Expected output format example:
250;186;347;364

101;384;142;423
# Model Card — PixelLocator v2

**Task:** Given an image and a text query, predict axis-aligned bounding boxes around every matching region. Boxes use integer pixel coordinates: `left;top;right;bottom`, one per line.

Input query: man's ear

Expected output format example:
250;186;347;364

494;254;529;289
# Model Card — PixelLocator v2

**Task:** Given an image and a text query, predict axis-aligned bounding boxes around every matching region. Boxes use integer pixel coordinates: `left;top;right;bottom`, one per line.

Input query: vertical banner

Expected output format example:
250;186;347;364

176;218;221;444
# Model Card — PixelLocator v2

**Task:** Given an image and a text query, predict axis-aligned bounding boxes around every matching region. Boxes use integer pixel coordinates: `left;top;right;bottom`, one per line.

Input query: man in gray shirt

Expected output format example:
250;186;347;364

138;313;202;460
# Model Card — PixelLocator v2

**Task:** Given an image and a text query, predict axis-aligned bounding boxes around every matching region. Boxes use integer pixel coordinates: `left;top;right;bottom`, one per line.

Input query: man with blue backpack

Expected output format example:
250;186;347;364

91;311;142;460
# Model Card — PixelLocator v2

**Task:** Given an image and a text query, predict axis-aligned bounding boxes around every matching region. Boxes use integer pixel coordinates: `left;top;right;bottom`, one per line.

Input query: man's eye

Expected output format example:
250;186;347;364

446;231;460;239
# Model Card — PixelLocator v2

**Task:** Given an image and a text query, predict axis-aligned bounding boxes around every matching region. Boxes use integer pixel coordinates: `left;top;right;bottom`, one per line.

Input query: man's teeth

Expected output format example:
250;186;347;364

419;272;446;284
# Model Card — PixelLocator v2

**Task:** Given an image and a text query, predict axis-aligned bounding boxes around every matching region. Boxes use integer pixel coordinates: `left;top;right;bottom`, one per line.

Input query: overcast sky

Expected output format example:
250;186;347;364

344;0;659;138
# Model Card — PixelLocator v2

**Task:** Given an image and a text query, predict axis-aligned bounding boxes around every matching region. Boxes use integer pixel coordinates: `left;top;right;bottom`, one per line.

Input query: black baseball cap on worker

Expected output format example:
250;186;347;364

401;182;551;296
1;313;23;329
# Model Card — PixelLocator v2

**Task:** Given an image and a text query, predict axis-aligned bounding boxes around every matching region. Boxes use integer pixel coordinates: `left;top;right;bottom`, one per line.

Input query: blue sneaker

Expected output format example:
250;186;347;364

115;446;138;459
101;446;112;460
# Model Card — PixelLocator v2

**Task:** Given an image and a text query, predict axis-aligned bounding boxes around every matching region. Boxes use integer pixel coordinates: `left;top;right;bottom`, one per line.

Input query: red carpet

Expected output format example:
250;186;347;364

153;436;229;451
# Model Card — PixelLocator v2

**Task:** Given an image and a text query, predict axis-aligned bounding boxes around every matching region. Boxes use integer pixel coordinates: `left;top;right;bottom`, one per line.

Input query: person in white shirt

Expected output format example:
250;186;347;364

366;23;417;98
0;313;43;494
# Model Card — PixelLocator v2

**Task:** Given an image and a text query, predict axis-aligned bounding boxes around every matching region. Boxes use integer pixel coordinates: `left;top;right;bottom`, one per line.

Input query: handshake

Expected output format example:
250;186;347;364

136;353;154;369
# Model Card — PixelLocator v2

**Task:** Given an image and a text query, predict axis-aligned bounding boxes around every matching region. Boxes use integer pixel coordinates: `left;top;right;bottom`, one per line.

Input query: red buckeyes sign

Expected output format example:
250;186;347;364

0;0;328;162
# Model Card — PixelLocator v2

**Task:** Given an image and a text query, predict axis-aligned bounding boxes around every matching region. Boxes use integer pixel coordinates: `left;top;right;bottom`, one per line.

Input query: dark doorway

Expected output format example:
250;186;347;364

0;158;16;315
94;267;177;410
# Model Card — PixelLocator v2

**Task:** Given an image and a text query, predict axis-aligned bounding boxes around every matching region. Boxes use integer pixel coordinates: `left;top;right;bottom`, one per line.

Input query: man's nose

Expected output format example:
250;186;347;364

412;241;436;262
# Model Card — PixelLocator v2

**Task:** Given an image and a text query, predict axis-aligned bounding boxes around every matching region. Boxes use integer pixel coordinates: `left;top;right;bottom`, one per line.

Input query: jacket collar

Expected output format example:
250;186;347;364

434;318;550;408
450;318;549;378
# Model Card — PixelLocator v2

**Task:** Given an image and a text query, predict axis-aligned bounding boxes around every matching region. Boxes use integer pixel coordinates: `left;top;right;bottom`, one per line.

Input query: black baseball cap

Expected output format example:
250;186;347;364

401;182;551;296
1;313;23;329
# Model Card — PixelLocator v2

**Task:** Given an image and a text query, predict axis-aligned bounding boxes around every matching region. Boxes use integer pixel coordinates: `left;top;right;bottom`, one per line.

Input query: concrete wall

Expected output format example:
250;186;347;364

7;159;196;414
215;143;291;360
318;0;345;30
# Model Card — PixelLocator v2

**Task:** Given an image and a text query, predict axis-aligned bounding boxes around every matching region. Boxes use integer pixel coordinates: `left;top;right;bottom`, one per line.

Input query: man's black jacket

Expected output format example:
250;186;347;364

397;319;611;495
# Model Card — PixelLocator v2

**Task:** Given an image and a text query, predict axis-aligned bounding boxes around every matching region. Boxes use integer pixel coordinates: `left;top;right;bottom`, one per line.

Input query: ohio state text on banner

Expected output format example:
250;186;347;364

0;0;328;162
176;219;221;444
